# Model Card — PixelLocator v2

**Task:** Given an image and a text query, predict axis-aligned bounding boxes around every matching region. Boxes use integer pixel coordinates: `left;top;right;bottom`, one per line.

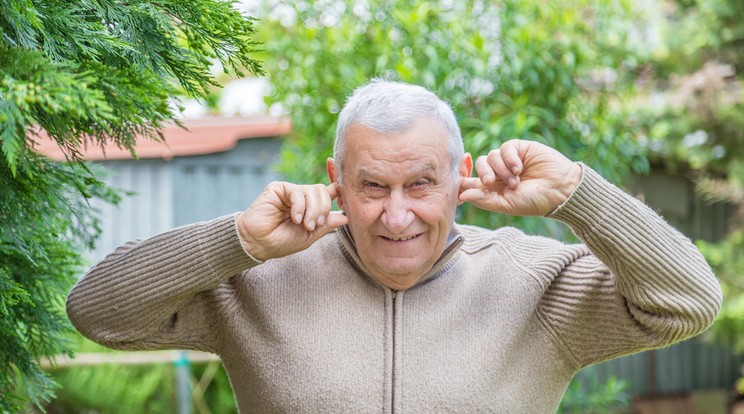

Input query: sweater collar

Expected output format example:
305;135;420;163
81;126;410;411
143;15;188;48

336;224;464;290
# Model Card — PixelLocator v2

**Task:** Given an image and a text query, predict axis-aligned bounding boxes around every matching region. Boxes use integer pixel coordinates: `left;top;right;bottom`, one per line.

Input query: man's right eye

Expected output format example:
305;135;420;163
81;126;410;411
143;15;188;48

362;182;388;197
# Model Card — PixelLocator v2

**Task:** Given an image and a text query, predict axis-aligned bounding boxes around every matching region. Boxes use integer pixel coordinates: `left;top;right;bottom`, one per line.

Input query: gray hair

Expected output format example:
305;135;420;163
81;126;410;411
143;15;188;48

333;79;465;181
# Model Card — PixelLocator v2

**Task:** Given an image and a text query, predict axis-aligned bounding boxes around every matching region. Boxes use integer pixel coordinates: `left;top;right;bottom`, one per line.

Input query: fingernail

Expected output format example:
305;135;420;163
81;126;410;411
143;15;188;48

508;178;518;188
512;166;520;175
307;220;316;231
295;213;303;223
484;174;494;183
317;215;326;226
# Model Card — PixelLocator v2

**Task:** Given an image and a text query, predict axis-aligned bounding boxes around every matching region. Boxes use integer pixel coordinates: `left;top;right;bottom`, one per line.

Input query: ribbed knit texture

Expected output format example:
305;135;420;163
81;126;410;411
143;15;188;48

546;165;722;368
67;213;258;351
67;166;722;413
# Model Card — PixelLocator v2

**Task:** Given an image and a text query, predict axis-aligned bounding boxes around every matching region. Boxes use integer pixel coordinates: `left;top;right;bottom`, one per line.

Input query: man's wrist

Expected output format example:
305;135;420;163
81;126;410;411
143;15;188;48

235;212;266;263
546;162;584;217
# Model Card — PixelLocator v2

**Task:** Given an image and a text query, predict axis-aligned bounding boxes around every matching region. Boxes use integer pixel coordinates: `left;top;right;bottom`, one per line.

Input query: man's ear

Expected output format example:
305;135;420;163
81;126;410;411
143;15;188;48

326;158;343;209
457;153;473;206
459;153;473;178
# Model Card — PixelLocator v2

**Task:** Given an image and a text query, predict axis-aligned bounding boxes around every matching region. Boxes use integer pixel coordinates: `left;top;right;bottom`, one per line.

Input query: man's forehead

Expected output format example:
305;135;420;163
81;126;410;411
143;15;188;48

355;163;439;180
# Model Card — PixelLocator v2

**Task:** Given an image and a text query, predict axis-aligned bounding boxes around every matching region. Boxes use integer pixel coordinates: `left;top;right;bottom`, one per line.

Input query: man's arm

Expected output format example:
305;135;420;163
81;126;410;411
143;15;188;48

545;166;721;367
460;139;722;366
67;182;347;351
66;214;256;351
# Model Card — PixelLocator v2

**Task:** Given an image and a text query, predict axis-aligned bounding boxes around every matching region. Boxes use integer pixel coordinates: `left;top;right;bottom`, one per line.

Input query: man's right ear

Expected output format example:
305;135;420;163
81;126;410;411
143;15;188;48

326;158;343;209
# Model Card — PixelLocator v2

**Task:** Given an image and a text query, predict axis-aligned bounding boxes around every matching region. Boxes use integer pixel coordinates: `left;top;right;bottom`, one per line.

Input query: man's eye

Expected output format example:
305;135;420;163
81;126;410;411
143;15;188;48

362;182;388;197
410;179;434;189
362;181;387;195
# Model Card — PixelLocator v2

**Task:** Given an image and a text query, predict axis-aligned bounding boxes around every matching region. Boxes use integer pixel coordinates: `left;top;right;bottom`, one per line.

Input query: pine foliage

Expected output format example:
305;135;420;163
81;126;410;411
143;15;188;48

1;0;262;171
0;0;262;411
0;157;119;411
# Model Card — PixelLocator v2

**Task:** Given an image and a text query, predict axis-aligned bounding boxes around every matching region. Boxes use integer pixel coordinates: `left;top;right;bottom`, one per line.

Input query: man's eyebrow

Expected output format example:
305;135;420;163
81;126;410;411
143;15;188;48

416;164;437;175
356;167;375;179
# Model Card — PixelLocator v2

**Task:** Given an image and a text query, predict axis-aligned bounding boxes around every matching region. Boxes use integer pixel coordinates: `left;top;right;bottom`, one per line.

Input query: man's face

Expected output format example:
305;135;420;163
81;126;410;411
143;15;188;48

327;118;471;290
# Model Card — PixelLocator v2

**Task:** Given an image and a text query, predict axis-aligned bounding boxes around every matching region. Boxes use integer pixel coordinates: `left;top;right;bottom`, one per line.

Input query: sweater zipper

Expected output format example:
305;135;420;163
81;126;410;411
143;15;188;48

391;289;398;414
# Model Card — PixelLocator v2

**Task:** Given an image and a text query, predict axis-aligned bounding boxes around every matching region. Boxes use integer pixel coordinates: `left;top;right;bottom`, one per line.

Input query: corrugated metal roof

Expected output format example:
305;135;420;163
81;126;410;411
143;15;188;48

31;115;291;161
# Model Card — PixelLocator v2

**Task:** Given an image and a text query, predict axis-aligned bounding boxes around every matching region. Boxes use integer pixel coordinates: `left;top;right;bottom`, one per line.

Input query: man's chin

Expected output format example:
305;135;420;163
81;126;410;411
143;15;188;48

368;262;430;289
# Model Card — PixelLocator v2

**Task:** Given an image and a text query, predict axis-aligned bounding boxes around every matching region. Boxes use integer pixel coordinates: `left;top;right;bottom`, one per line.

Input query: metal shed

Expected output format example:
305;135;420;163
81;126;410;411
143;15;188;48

35;116;290;265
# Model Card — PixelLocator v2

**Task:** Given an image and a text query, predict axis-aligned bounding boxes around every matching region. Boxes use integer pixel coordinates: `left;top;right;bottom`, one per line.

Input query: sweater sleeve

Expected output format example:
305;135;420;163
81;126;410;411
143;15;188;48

66;214;260;353
539;165;722;369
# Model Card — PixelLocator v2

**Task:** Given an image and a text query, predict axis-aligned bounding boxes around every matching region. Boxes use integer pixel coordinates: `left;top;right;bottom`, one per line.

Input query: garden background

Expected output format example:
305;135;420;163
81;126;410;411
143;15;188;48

2;0;744;412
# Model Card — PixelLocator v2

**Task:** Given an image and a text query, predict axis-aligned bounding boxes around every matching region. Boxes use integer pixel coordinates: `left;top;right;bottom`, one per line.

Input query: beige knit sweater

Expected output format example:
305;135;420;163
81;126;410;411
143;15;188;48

67;167;722;413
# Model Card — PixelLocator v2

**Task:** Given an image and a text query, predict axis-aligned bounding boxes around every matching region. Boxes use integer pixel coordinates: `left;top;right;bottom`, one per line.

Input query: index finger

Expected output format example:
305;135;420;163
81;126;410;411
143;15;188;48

459;176;486;192
327;182;340;200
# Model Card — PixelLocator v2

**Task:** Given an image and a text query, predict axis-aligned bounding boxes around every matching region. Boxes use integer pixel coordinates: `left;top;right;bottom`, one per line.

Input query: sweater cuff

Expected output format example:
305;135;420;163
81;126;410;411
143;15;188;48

197;213;262;281
547;164;622;235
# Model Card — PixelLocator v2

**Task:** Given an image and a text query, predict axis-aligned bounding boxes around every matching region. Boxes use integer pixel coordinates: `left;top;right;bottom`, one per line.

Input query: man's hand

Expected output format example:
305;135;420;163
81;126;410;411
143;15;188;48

459;139;583;216
236;182;349;261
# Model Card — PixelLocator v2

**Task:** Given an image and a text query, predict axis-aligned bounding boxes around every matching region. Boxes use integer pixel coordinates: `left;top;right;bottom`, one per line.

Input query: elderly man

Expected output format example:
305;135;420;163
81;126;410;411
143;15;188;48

67;80;722;413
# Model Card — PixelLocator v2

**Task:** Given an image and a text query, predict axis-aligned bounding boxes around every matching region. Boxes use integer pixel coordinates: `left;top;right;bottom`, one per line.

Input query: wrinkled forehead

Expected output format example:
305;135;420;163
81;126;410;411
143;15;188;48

343;123;454;179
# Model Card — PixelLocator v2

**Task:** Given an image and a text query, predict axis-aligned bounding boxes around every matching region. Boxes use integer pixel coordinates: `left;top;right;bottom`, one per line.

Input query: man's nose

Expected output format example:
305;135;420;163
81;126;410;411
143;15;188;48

381;190;415;233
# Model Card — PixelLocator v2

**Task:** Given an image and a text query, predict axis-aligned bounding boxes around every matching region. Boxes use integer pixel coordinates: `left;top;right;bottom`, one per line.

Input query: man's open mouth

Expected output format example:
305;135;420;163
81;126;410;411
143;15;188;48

382;234;420;242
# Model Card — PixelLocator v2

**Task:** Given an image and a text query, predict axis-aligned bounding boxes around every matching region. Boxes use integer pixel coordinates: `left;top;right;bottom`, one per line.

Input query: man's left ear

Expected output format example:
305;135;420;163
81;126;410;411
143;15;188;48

456;154;473;206
459;153;473;178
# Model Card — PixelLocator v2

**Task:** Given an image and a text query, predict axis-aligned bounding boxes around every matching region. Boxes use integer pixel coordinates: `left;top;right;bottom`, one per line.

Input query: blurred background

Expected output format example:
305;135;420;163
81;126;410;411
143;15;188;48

3;0;744;412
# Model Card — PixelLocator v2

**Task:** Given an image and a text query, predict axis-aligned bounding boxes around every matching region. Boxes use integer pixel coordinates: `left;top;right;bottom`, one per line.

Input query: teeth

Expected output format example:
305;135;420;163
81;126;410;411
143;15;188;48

389;235;416;241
